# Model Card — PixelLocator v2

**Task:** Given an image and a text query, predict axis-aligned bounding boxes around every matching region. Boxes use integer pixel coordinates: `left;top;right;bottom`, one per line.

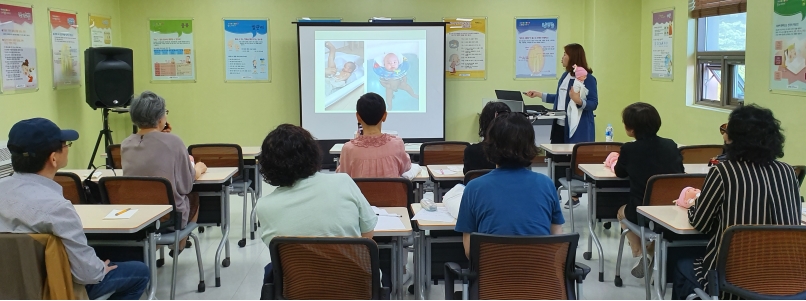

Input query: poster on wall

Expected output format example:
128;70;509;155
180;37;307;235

651;9;674;80
89;14;112;47
514;17;558;79
771;0;806;92
150;19;195;81
223;18;270;82
0;3;37;93
444;17;486;80
49;9;80;88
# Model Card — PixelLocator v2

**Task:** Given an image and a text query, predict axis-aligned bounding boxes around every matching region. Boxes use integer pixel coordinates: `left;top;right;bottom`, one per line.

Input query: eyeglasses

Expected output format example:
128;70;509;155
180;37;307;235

719;123;727;135
63;141;72;148
165;110;170;115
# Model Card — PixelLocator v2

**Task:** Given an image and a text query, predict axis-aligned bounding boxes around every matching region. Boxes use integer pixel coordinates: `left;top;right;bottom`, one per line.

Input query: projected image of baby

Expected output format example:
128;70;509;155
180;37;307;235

372;52;419;110
322;41;366;111
326;42;357;88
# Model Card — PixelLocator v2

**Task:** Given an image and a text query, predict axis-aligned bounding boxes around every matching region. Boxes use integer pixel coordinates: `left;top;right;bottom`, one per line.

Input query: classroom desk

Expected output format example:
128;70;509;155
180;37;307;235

411;168;430;202
637;206;708;300
426;165;464;203
329;142;423;155
75;204;172;300
539;144;574;187
410;203;458;300
65;167;239;288
374;207;413;300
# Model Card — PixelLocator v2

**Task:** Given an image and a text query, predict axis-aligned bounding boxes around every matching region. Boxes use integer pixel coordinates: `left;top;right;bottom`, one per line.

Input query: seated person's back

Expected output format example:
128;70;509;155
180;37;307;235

463;102;511;174
337;92;410;178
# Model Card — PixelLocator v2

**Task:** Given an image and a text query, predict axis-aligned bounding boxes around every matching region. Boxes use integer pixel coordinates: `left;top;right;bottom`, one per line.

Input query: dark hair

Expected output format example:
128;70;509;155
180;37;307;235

483;112;538;167
724;105;785;164
479;102;511;138
259;124;321;187
621;102;662;138
356;92;386;126
9;141;63;173
564;43;592;74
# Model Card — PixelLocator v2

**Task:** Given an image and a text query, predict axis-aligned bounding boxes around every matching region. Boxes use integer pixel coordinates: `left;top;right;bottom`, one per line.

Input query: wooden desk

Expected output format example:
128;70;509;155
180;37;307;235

62;167;237;184
426;164;464;182
76;204;172;300
410;203;458;300
374;207;412;299
329;142;422;155
577;163;710;180
539;143;575;155
637;205;700;235
241;146;261;157
539;144;574;189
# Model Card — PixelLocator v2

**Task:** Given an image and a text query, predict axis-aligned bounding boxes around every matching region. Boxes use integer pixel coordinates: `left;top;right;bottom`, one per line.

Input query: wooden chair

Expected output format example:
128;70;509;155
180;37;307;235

105;144;122;169
444;233;590;300
419;141;470;166
614;173;707;288
693;225;806;300
678;145;724;164
463;169;493;186
353;178;413;208
188;143;257;247
0;233;90;299
263;237;389;300
99;177;205;298
54;172;86;205
559;142;623;232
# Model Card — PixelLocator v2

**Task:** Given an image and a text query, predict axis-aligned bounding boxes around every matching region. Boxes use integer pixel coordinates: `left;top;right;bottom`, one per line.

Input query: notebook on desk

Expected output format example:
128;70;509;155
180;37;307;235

0;141;11;179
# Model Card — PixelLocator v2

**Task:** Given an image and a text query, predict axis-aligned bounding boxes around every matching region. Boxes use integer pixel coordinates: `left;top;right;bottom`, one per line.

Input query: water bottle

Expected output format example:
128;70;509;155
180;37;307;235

605;124;614;142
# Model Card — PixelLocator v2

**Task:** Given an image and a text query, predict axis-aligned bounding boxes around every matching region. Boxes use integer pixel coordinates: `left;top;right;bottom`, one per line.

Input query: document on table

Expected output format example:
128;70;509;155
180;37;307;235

375;216;406;231
411;207;455;223
104;209;138;220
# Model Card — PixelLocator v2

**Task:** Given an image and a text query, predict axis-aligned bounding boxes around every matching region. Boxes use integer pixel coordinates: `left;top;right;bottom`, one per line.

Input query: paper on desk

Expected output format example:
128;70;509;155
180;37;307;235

447;166;463;172
411;207;455;223
372;206;389;216
434;168;457;175
402;163;422;180
104;209;138;220
375;216;406;231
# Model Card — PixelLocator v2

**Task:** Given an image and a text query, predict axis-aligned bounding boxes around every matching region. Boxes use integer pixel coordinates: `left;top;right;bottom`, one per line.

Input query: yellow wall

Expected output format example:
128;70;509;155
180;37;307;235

0;0;121;168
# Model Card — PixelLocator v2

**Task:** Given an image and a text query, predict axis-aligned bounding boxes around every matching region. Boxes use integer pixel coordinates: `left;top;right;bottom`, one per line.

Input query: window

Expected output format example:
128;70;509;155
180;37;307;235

695;12;746;109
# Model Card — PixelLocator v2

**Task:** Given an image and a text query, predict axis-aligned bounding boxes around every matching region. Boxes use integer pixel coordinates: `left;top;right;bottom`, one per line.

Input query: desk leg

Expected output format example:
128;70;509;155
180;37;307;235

391;239;398;300
425;234;432;294
215;184;232;287
147;232;157;300
397;237;405;300
413;231;424;300
659;238;668;298
547;157;554;183
416;183;424;203
640;227;651;299
653;233;664;300
587;184;605;282
225;185;231;259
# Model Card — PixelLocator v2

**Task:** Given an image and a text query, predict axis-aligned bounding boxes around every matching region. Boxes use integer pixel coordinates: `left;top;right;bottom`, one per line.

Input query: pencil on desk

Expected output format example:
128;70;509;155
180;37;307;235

115;208;132;216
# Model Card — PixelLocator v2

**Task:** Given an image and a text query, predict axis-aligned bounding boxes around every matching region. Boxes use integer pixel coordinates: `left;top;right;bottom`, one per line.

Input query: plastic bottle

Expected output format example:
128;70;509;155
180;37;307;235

605;124;614;142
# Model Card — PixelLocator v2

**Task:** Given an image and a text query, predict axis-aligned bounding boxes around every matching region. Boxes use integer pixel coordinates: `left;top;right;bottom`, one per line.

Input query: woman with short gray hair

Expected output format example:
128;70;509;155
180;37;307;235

121;91;207;254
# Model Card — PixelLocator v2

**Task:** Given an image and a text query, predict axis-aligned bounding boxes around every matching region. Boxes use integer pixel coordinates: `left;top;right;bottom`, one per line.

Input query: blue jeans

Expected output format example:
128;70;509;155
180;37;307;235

86;261;150;300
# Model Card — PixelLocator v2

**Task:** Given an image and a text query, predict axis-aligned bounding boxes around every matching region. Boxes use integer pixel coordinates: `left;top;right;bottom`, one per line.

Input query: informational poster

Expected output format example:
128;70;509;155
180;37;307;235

223;19;270;82
444;17;486;80
89;14;112;47
771;0;806;92
49;10;80;88
150;19;195;81
515;18;558;79
651;9;674;80
0;3;37;92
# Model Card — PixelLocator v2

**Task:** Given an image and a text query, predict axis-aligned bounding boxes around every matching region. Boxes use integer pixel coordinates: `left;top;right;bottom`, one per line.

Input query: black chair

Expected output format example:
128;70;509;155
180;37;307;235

463;169;493;186
444;233;590;299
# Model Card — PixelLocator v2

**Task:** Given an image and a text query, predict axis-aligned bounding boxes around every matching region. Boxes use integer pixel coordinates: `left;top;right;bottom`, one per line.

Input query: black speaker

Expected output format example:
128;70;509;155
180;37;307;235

85;47;133;110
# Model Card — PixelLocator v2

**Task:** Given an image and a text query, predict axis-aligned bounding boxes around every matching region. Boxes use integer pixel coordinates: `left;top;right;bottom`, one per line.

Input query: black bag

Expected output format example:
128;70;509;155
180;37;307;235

83;166;114;204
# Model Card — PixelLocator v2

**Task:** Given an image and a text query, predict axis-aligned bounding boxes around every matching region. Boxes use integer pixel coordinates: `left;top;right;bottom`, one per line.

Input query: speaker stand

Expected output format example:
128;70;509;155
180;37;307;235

87;108;114;169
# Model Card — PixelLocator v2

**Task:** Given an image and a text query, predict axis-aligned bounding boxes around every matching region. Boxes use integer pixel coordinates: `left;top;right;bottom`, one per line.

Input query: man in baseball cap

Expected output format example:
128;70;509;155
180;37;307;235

0;118;149;299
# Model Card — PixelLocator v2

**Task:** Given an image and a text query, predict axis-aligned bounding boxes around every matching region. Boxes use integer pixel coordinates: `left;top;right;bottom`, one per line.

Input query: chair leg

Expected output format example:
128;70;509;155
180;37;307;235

171;239;179;300
157;246;165;268
190;233;206;293
239;189;248;248
614;229;629;287
249;188;258;240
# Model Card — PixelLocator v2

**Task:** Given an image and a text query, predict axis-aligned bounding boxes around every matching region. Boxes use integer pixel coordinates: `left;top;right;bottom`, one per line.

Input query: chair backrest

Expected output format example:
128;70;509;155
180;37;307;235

353;178;413;208
419;141;470;166
679;145;724;164
98;176;178;228
793;165;805;189
469;233;580;300
717;226;806;299
0;233;87;299
644;174;707;206
187;144;244;177
106;144;122;169
464;169;493;185
54;172;86;205
569;142;623;178
269;237;382;300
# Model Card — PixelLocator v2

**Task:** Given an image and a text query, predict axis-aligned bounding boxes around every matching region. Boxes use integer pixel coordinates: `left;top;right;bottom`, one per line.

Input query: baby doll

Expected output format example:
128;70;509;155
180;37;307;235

674;187;701;209
604;152;619;173
572;64;589;100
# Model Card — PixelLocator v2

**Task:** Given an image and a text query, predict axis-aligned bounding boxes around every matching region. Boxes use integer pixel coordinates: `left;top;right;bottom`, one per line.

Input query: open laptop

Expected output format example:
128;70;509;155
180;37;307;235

0;141;12;179
494;90;525;102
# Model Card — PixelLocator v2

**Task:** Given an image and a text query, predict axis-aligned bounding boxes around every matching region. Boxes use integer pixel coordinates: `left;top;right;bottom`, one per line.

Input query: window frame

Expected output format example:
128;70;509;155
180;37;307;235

694;14;745;110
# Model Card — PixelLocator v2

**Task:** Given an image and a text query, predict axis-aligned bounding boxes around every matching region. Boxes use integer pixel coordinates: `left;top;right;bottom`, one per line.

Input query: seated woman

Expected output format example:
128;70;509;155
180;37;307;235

455;112;564;258
255;124;377;284
613;102;684;279
121;91;207;253
463;101;511;174
672;105;801;300
337;92;411;178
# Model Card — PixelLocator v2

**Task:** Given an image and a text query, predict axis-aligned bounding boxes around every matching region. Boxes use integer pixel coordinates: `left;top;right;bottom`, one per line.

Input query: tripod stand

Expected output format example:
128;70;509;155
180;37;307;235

87;108;114;169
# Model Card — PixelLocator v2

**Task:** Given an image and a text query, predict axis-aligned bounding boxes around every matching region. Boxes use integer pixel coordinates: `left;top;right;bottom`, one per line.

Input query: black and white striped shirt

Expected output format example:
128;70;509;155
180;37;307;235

688;160;801;299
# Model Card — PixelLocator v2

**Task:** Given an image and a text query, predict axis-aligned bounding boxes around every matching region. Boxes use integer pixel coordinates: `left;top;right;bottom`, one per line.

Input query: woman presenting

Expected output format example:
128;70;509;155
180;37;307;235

525;43;598;144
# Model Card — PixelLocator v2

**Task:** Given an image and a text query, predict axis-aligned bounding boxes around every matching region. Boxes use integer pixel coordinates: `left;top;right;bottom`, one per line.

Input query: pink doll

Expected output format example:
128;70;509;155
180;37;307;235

603;152;619;173
674;187;701;209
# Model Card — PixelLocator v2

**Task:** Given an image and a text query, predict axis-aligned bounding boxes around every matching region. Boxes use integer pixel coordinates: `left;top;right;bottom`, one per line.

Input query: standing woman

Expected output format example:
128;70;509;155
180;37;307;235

525;43;598;143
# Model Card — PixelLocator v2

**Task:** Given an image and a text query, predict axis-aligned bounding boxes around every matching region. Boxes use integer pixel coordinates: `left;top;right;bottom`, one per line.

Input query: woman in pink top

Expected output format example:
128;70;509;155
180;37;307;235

337;92;411;178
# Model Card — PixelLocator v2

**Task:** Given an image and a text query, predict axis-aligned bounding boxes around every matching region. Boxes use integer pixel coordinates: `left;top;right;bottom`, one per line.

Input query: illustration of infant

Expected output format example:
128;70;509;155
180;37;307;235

449;54;459;73
21;59;34;83
785;44;805;74
373;52;418;109
325;42;356;88
572;64;588;100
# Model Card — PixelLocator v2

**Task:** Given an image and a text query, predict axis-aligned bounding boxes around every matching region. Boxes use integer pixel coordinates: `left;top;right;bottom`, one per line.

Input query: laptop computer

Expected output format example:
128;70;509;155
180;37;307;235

496;99;524;113
494;90;525;102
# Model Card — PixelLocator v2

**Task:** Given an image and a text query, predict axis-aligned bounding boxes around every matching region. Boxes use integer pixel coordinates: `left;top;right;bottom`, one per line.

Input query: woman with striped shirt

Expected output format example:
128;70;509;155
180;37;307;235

671;105;802;299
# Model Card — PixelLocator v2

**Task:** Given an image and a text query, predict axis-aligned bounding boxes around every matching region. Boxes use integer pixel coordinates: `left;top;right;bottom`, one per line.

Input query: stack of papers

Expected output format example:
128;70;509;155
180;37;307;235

371;206;406;231
412;207;455;223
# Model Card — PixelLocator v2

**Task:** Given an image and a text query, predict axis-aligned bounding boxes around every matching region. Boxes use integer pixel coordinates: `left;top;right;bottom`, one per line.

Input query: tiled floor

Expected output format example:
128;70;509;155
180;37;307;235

153;167;672;300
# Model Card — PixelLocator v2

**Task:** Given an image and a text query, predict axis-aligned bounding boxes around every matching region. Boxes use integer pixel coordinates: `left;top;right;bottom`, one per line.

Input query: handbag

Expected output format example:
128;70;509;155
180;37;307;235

83;165;114;204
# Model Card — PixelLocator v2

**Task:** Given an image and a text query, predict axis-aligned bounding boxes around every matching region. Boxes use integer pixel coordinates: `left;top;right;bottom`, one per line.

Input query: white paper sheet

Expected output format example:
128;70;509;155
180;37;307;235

433;168;457;175
375;216;406;231
104;209;138;220
411;207;455;223
372;206;389;215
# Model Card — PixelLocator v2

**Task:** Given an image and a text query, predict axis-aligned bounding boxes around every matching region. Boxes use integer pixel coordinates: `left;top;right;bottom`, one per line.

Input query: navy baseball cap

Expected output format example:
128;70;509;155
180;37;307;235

8;118;79;156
